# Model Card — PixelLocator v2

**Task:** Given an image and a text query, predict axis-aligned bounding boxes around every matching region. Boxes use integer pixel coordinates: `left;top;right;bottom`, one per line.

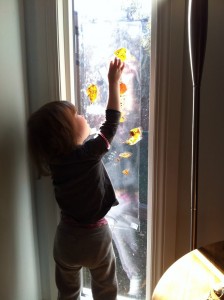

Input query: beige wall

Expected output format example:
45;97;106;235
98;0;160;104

176;0;224;257
0;0;40;299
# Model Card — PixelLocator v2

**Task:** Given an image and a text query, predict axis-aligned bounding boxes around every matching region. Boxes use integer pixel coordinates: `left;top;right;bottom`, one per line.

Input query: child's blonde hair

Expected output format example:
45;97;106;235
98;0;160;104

27;100;77;177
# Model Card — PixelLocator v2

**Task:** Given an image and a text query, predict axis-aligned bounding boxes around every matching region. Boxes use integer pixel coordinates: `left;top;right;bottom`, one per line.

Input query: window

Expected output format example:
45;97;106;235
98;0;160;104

72;1;151;299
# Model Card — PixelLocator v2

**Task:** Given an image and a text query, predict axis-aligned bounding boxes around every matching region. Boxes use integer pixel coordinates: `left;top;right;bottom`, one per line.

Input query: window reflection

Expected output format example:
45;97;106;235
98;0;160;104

73;1;150;298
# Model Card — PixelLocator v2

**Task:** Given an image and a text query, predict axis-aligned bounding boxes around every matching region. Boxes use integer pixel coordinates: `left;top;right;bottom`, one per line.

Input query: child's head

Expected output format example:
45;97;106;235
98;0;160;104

27;100;89;176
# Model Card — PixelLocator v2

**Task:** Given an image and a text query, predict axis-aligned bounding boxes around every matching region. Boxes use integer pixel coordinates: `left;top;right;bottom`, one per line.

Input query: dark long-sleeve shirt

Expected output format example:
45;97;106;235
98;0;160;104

50;109;120;223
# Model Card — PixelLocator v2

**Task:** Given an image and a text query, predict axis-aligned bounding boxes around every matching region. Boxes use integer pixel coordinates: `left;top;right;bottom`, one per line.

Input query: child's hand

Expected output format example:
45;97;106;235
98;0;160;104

107;58;125;111
108;58;125;84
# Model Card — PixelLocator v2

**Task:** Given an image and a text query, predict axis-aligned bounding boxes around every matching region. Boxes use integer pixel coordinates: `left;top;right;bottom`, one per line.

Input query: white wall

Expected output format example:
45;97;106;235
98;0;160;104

0;0;40;299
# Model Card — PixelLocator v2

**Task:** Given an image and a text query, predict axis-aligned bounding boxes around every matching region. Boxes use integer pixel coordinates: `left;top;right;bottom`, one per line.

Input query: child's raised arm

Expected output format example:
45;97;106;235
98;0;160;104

107;58;125;112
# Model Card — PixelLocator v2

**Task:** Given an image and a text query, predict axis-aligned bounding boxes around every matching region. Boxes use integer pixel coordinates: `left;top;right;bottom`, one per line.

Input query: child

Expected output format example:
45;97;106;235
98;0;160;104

27;57;125;300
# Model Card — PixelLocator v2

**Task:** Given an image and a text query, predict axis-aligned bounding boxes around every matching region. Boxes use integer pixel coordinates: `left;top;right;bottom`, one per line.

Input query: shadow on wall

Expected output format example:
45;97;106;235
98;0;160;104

0;125;24;297
0;122;40;299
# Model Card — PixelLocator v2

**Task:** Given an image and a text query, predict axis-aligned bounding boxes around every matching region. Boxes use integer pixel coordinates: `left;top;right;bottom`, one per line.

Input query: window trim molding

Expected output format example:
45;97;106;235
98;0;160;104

57;0;75;102
148;0;186;294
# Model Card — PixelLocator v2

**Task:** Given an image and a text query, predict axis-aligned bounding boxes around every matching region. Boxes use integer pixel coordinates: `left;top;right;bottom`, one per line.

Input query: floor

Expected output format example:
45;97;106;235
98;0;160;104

81;288;140;300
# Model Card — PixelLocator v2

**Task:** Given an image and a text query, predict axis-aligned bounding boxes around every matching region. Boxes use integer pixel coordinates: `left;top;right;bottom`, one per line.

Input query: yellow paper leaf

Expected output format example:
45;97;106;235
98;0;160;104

86;84;98;103
126;127;142;145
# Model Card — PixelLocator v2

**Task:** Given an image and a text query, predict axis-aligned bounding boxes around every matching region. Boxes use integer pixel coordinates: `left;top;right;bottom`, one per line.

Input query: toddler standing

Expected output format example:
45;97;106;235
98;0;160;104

27;58;125;300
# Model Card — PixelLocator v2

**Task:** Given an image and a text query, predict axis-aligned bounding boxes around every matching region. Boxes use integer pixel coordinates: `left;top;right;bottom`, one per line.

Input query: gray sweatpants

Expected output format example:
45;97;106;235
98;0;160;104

53;221;118;300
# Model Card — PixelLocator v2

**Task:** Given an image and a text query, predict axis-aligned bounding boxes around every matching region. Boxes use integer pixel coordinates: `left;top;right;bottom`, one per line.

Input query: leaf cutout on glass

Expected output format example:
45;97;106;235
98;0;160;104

119;152;132;159
120;82;127;95
122;169;130;175
120;112;126;123
86;84;98;103
114;48;127;62
125;127;142;145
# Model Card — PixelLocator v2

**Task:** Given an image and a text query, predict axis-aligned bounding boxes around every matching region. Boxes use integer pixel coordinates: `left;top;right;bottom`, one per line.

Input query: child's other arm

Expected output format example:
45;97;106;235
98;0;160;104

107;58;125;112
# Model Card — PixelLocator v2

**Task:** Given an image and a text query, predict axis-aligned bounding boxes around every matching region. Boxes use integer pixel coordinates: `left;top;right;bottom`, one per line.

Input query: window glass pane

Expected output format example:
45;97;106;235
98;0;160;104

73;1;151;298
